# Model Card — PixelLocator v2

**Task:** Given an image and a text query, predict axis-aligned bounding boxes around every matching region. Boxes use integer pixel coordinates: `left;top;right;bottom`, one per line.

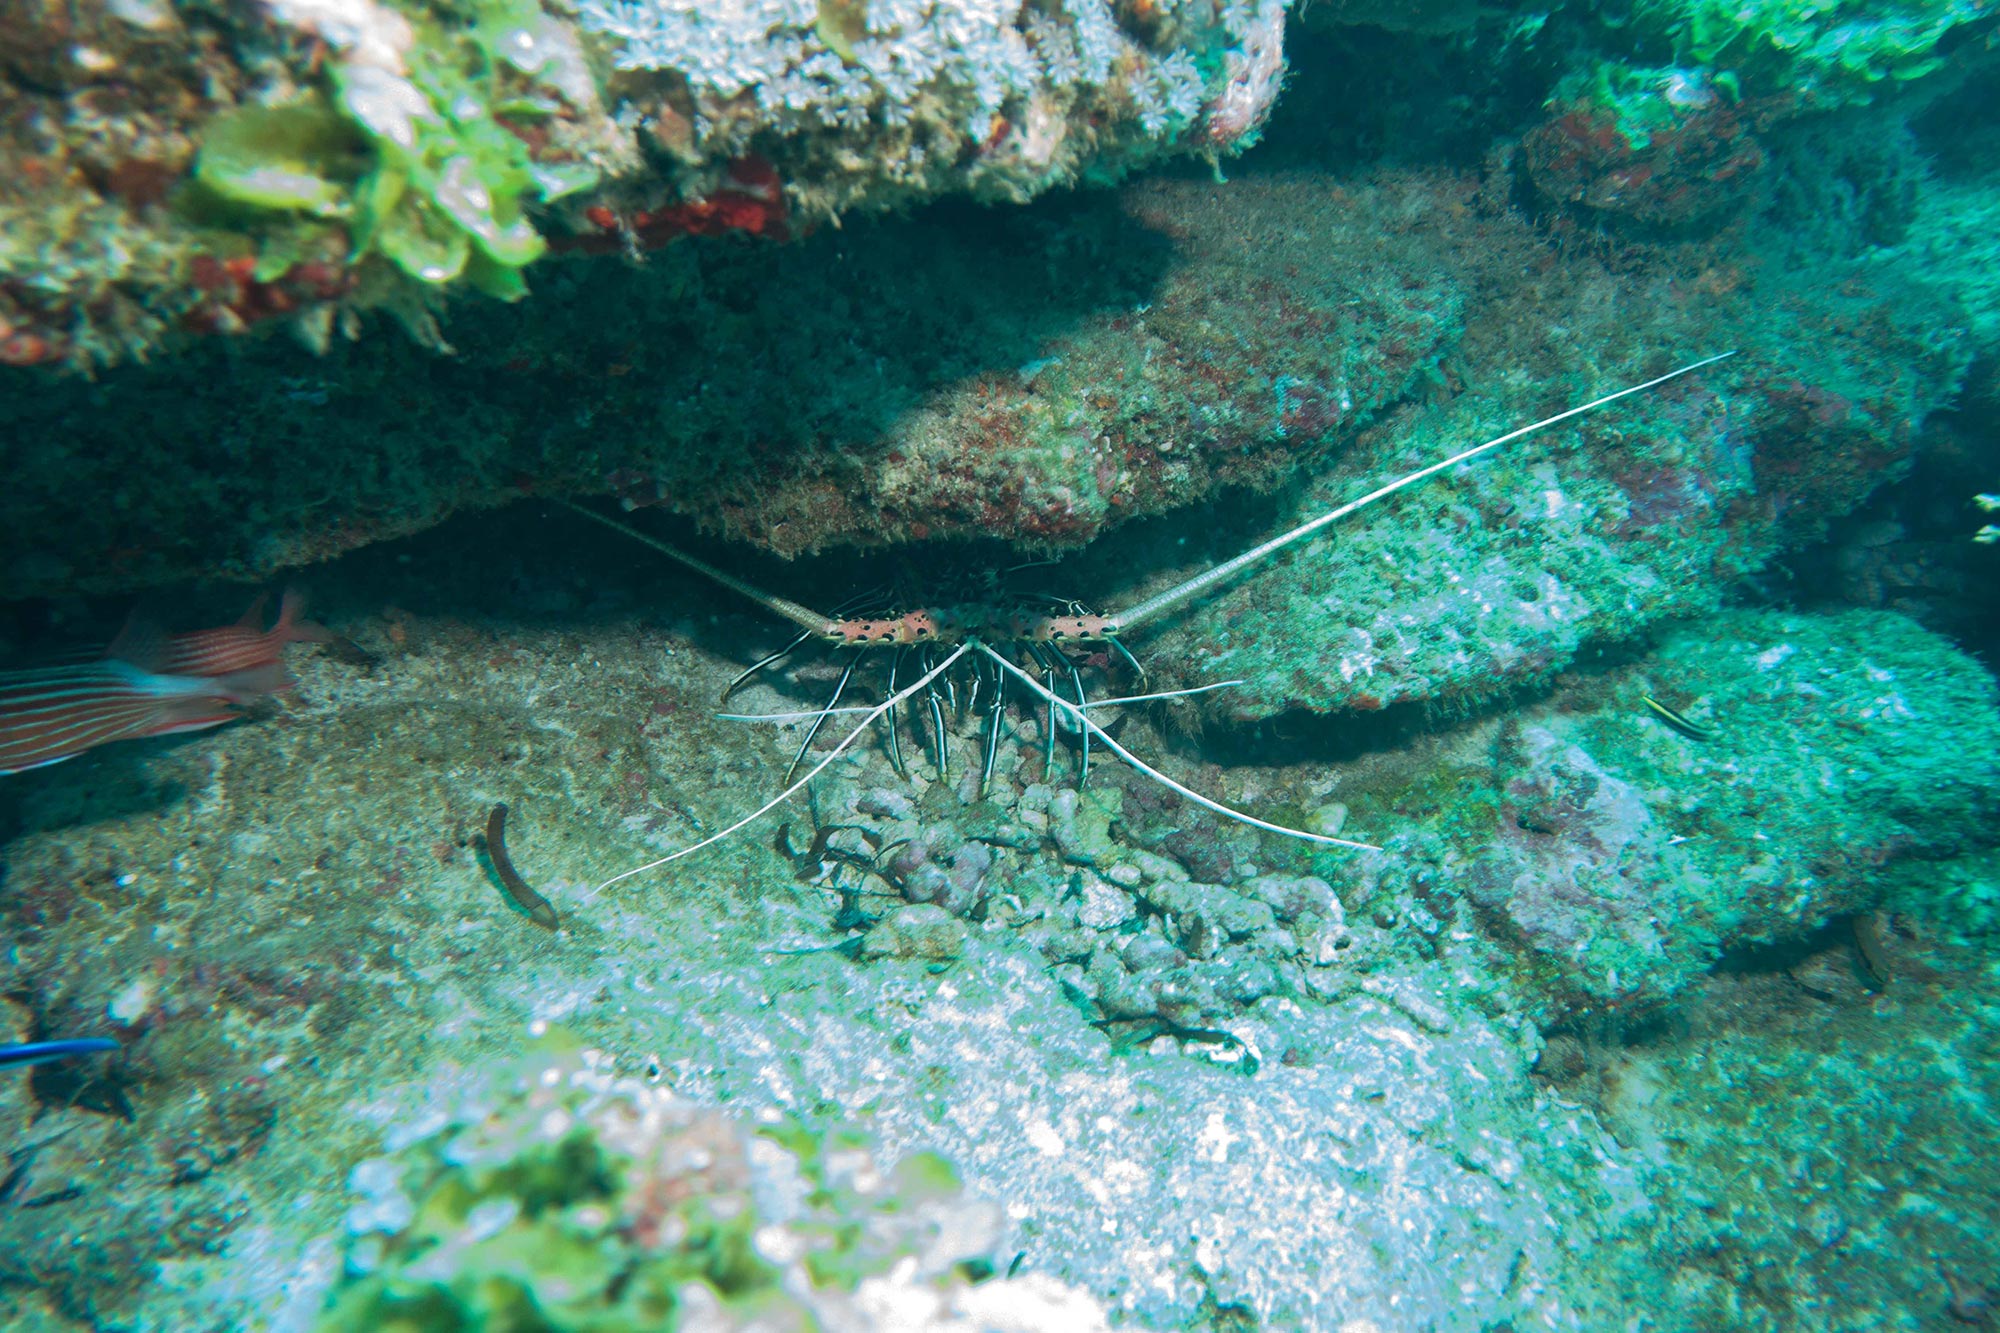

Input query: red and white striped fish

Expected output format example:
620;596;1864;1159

0;592;328;777
161;590;332;680
0;659;250;776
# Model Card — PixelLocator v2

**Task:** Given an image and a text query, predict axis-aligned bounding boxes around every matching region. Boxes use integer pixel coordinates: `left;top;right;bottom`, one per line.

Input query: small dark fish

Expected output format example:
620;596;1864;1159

1853;911;1944;988
1853;912;1896;989
484;803;560;931
1943;1264;1997;1324
1641;694;1713;743
0;1038;118;1071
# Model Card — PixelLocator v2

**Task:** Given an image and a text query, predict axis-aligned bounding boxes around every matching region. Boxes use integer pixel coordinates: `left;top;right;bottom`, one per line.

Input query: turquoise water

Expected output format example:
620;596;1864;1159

1;3;1998;1329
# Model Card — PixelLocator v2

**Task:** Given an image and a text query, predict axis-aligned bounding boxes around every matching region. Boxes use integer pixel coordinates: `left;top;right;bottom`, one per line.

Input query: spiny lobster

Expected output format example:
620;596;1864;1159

564;352;1734;892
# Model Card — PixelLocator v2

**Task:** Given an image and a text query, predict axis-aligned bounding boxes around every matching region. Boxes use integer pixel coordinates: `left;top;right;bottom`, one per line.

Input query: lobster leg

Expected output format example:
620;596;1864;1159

1063;656;1092;787
921;646;950;781
979;654;1005;797
884;647;908;780
724;629;815;705
786;656;860;785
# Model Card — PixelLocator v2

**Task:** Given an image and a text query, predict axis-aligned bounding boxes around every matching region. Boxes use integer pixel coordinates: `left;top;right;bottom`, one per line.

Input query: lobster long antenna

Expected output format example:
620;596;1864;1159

1109;352;1737;633
977;644;1381;851
555;499;839;637
588;644;972;895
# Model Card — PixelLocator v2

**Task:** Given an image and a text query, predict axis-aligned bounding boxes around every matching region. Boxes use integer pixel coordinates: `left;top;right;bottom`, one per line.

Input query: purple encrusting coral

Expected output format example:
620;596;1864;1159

884;825;998;917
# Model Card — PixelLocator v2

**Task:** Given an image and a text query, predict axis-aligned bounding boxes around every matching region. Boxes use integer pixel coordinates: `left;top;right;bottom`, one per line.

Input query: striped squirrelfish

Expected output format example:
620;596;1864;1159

0;597;322;777
0;658;276;777
161;590;332;679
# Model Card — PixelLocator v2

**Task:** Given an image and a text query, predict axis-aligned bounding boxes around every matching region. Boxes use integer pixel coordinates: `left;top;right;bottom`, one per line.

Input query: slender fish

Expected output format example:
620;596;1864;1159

1641;694;1714;743
484;804;560;930
0;1038;119;1071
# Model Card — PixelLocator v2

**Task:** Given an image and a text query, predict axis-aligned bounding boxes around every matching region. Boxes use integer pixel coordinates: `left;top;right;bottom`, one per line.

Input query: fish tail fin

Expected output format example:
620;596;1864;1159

273;589;335;646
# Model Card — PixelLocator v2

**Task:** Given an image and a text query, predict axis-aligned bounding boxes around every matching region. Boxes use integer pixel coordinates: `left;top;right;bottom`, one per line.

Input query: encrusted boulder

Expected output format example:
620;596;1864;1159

0;0;1290;370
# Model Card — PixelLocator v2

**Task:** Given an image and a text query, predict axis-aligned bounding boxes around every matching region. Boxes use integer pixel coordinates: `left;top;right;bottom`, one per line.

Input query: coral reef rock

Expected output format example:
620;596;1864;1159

0;0;1288;371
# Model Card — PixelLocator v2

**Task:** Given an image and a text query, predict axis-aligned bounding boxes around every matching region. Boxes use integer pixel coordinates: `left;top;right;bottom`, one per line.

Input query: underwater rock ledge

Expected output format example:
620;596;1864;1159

0;167;1964;681
0;0;1288;372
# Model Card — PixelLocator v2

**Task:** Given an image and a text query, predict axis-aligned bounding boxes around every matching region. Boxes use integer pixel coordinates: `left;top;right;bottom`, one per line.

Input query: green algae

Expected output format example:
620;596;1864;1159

0;0;1302;369
335;23;551;298
1536;0;1993;193
188;0;581;305
195;104;367;216
1637;0;1986;105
